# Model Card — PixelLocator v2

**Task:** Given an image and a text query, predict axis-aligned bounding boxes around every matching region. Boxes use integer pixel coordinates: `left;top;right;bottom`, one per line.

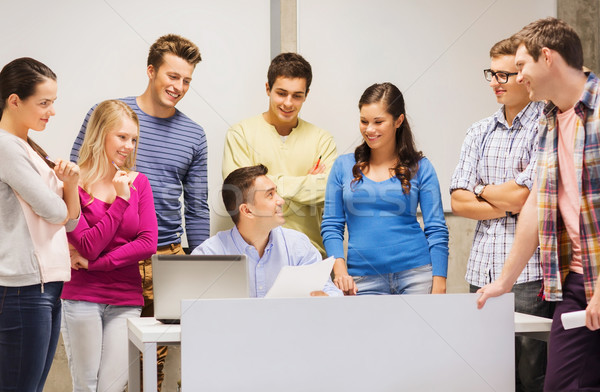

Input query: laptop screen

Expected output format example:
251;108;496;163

152;254;249;323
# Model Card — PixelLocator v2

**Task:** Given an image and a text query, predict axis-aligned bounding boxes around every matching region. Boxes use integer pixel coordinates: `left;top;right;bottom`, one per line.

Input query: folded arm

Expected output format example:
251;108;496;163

477;182;539;308
87;177;158;272
223;127;338;206
68;196;130;260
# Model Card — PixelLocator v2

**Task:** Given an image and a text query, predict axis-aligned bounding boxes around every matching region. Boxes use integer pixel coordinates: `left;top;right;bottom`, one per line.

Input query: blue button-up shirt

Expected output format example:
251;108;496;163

192;226;342;297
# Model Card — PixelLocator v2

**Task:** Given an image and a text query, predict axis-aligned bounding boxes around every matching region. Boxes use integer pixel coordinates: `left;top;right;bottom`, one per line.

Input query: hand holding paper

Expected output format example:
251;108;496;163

561;310;586;330
265;256;335;298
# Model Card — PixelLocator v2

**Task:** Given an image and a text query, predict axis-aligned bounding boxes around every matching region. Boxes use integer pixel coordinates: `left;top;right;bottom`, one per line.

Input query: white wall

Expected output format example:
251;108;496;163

0;0;271;242
297;0;556;211
1;1;556;242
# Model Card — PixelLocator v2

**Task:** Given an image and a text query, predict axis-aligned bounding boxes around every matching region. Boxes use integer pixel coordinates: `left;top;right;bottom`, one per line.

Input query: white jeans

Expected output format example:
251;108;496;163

61;300;141;392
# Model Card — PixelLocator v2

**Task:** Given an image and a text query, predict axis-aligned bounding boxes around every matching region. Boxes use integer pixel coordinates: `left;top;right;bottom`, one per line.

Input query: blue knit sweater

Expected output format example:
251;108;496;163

321;154;449;277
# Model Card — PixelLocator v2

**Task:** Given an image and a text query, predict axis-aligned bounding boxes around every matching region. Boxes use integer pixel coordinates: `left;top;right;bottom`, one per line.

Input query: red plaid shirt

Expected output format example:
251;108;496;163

537;73;600;302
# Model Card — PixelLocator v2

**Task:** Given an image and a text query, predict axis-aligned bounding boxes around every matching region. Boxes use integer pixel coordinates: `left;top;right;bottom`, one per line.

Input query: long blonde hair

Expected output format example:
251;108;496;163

78;100;139;196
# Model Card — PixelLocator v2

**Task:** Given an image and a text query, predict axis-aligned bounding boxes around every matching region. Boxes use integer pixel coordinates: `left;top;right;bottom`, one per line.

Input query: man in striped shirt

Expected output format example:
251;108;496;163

450;38;552;392
70;34;208;391
478;18;600;391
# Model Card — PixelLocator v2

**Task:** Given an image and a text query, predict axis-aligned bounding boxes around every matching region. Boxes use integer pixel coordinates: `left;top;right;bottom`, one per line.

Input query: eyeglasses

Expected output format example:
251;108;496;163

483;69;518;84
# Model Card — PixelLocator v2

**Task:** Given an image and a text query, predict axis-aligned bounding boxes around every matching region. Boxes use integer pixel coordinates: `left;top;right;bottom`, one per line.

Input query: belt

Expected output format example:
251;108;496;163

157;243;181;252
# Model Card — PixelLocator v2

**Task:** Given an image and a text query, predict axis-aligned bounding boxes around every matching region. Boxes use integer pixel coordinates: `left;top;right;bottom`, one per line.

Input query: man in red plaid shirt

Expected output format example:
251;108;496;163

477;17;600;391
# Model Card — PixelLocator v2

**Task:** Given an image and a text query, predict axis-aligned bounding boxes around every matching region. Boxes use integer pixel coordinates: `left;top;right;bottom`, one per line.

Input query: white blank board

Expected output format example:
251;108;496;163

297;0;556;211
181;293;515;391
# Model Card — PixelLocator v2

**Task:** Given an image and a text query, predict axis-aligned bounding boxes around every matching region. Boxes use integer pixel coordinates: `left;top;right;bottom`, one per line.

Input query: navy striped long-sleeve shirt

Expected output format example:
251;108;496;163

71;96;210;249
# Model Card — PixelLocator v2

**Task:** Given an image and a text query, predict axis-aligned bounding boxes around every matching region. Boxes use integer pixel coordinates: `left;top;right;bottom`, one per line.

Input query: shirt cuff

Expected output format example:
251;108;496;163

515;173;534;190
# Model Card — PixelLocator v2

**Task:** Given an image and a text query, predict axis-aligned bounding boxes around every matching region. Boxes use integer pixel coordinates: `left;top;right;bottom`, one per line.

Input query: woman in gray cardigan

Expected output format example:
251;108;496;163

0;57;80;392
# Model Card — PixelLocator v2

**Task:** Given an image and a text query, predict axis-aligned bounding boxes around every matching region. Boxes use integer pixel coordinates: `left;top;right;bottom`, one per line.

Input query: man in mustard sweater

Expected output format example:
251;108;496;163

223;53;337;255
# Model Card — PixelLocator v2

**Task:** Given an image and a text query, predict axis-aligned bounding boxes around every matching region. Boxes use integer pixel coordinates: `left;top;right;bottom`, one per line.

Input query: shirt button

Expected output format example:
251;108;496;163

259;286;264;290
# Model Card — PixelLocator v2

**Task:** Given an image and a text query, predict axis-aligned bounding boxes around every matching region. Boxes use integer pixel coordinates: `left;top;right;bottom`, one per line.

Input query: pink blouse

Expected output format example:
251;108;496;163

62;173;158;306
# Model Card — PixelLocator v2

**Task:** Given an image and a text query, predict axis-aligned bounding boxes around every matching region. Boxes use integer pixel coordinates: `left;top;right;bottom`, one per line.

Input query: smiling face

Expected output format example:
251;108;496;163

147;53;194;111
244;175;285;230
265;76;307;133
19;78;57;132
104;115;138;168
359;101;403;152
515;43;552;102
489;55;530;110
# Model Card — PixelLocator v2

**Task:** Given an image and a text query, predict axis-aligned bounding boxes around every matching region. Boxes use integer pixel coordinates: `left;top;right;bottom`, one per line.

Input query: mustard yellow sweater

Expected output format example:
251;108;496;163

223;114;337;254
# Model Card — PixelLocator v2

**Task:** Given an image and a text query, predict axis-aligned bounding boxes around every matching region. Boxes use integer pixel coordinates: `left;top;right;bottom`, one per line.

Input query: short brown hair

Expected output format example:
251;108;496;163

489;38;519;58
267;52;312;92
147;34;202;69
513;17;583;70
222;164;269;224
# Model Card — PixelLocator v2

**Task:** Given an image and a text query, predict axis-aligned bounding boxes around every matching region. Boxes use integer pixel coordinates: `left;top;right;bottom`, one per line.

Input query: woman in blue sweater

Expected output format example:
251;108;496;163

321;82;449;295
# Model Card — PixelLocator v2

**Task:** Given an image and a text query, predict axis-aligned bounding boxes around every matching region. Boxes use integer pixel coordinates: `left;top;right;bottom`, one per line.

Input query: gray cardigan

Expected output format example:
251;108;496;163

0;129;75;286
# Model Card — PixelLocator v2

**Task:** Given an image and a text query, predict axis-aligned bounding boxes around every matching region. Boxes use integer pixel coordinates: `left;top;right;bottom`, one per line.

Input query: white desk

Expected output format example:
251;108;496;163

514;311;553;341
127;318;181;392
127;312;553;392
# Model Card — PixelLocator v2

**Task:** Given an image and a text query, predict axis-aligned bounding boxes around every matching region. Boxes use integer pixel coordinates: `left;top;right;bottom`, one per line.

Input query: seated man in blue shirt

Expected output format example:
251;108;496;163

192;164;342;297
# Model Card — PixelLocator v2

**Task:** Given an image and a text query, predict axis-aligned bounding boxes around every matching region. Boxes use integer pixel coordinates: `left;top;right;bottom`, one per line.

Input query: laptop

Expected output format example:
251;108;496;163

152;254;249;324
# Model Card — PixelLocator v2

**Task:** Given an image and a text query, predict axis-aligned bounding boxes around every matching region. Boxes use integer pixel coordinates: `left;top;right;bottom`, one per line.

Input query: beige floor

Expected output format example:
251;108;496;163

44;341;182;392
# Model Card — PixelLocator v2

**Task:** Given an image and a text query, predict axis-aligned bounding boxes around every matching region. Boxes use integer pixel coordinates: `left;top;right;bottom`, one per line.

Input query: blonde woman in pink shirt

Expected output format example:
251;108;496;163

0;57;80;392
61;100;158;392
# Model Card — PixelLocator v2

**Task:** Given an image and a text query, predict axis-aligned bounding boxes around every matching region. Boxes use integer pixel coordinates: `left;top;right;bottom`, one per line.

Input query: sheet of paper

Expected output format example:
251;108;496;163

265;256;335;298
561;310;586;330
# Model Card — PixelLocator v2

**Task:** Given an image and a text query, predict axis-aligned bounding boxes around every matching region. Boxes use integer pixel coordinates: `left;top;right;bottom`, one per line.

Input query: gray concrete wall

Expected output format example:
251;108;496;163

280;0;297;53
558;0;600;74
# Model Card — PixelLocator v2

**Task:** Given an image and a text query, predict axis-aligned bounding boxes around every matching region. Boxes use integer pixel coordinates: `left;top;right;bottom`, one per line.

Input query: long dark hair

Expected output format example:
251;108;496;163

351;82;423;194
0;57;57;168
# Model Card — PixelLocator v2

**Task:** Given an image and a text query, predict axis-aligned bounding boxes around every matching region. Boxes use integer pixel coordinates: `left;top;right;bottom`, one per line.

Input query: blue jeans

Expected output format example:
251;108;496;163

0;282;63;392
471;280;554;392
61;300;141;392
354;264;433;295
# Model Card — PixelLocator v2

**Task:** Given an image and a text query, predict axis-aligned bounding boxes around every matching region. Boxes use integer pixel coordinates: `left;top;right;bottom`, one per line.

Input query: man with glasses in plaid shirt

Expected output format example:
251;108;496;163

450;37;553;392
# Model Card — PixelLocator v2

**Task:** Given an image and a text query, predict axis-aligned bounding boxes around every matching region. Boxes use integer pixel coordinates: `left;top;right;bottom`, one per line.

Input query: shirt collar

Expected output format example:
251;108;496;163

492;106;508;128
493;101;540;129
230;225;275;255
579;72;599;111
544;72;599;117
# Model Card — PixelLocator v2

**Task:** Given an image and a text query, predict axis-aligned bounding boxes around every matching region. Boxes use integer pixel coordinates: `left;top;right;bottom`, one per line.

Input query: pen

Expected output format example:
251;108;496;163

314;155;322;169
113;161;136;190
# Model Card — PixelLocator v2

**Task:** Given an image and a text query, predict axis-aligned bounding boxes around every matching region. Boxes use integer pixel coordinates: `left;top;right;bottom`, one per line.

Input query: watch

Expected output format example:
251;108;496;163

473;184;486;198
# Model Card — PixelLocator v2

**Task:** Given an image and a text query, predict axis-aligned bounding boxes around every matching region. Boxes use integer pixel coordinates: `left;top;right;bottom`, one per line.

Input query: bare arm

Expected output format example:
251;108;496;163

451;189;505;220
479;180;530;213
432;276;446;294
332;258;357;295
